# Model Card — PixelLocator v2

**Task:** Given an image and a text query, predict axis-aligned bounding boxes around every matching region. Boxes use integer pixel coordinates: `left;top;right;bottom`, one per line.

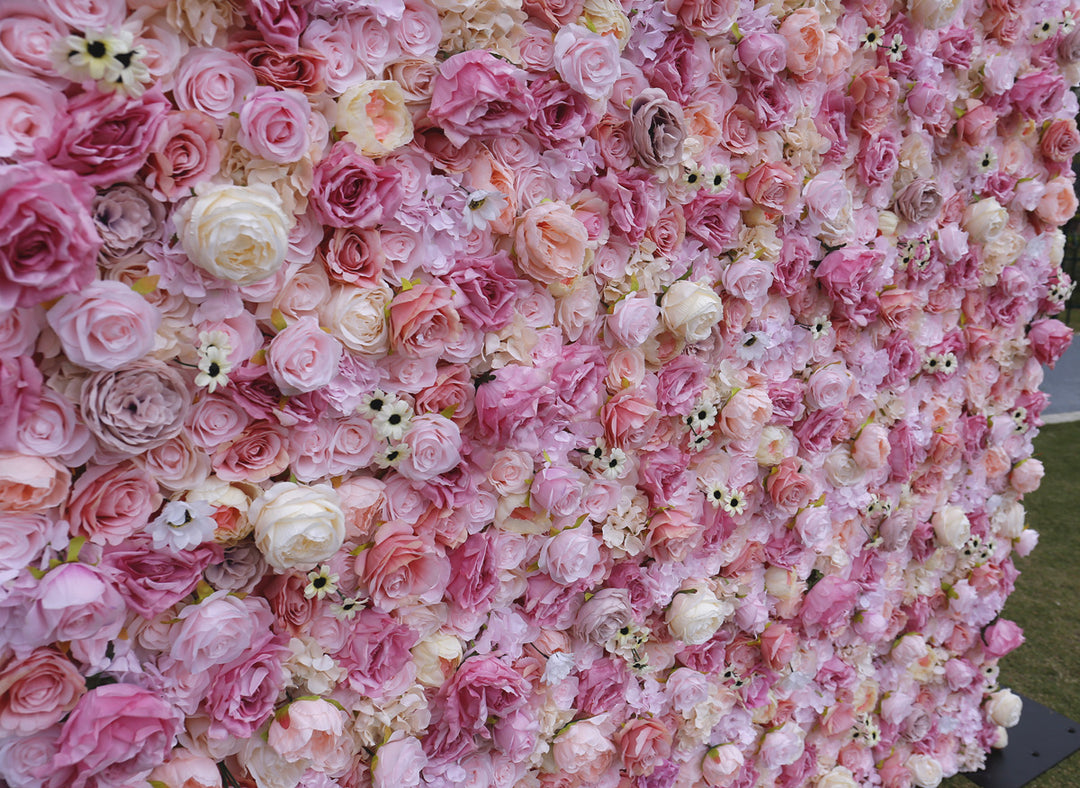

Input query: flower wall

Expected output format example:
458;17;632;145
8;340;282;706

1;0;1078;786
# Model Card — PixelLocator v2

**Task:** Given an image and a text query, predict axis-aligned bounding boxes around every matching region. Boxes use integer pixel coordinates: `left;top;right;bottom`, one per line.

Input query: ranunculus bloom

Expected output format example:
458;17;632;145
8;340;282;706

53;684;179;788
0;161;101;310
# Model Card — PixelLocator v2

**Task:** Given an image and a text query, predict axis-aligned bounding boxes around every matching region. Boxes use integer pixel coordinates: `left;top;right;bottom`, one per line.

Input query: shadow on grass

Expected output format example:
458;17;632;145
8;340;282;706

945;421;1080;788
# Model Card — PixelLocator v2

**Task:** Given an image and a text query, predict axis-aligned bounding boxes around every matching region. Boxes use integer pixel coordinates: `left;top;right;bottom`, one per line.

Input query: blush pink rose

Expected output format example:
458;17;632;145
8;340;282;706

174;48;258;120
268;315;344;395
356;520;450;610
618;717;673;777
53;684;179;788
0;648;85;737
0;161;101;310
1035;177;1078;226
237;86;312;163
268;698;353;774
1028;318;1073;367
766;456;814;514
147;749;223;788
737;32;788;78
540;526;601;584
1010;458;1044;494
602;387;659;449
144;109;222;201
46;281;160;372
849;67;898;135
779;8;824;74
427;50;535;146
212;422;291;483
0;513;62;584
0;74;66;159
800;575;858;633
67;461;162;547
514;201;589;287
398;413;462;481
0;452;69;514
373;734;427;788
982;619;1024;658
388;283;463;358
553;24;620;101
170;592;275;673
22;562;124;649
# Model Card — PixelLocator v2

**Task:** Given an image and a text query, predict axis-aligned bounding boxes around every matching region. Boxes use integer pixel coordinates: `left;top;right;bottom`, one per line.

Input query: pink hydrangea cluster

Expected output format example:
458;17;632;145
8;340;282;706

0;0;1077;785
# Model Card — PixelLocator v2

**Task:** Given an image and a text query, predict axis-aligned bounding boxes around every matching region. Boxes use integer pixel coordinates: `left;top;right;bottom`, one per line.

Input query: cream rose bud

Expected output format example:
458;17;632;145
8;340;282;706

666;585;732;645
178;183;292;285
251;482;346;571
337;80;414;157
412;632;463;687
932;505;970;549
986;689;1023;728
661;281;723;343
963;197;1008;243
906;754;943;788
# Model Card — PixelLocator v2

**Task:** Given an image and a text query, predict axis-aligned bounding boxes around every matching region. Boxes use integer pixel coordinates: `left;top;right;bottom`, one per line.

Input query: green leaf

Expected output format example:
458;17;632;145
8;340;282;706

66;536;86;564
131;275;159;295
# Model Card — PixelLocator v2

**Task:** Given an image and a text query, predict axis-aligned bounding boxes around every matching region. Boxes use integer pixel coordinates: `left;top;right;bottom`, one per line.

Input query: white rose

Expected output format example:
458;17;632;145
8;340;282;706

661;281;723;343
239;735;309;788
906;754;943;788
963;197;1009;243
992;725;1009;749
986;689;1023;728
823;445;864;487
666;585;732;645
251;482;346;571
817;766;858;788
411;633;463;687
756;425;793;466
337;80;413;157
321;285;391;355
178;184;292;286
1050;229;1066;266
932;505;970;549
991;498;1025;540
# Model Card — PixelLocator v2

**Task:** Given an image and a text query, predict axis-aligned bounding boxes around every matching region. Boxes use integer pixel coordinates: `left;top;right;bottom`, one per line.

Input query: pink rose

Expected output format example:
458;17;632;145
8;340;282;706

982;619;1024;658
1028;318;1073;367
744;161;799;216
67;462;161;547
0;452;69;514
0;74;66;159
685;188;744;254
779;8;824;75
144;109;222;201
436;654;531;741
46;281;160;372
246;0;309;52
310;141;403;229
212;422;291;483
1011;70;1067;120
0;728;74;788
398;413;462;481
388;283;462;358
1041;118;1080;163
766;456;814;514
268;698;353;774
0;514;62;584
0;4;67;80
104;537;222;618
815;246;885;308
237;87;312;163
805;364;854;410
1035;177;1078;226
531;464;587;520
1010;458;1044;494
268;315;343;395
427;50;535;147
53;684;179;788
853;423;891;469
553;24;620;100
619;718;673;777
373;734;427;788
800;575;858;634
717;388;773;444
0;161;101;310
335;609;417;701
22;562;124;649
607;295;661;348
356;520;450;609
737;32;788;78
0;648;85;737
602;387;659;449
540;526;600;584
174;49;258;120
204;640;289;739
148;749;223;788
45;88;169;188
170;592;275;673
514;201;589;286
552;719;616;782
849;67;897;134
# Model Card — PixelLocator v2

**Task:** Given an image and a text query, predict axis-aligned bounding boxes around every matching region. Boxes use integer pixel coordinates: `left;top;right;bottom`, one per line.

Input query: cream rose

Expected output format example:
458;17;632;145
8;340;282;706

666;585;732;645
321;285;391;355
817;766;858;788
337;80;414;157
907;0;963;29
907;754;943;788
178;184;292;286
986;689;1022;728
250;482;346;571
661;281;723;343
932;505;970;549
963;197;1008;243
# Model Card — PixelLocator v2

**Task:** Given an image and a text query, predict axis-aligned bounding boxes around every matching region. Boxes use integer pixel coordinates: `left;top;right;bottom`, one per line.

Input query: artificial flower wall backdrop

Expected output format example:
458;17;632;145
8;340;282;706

0;0;1077;785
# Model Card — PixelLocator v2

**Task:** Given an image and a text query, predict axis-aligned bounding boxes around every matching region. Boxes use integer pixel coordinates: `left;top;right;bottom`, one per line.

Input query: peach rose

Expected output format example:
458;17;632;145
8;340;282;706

779;8;824;75
0;648;85;736
0;452;69;514
388;283;462;359
355;520;450;610
1035;177;1078;226
514;202;588;287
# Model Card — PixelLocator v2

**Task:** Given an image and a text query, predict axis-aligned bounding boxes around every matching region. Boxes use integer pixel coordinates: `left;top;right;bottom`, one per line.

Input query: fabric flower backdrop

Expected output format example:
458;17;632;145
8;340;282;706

0;0;1077;785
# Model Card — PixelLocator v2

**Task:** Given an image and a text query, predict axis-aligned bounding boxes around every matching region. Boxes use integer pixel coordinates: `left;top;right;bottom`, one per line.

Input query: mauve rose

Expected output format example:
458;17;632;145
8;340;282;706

45;88;169;188
894;178;943;225
246;0;309;52
80;359;192;456
427;50;535;147
46;281;160;372
630;88;687;169
204;640;289;739
104;537;222;618
685;188;743;254
267;315;343;396
174;48;258;120
572;587;632;646
53;684;179;788
311;141;403;229
527;75;597;147
0;452;69;515
92;184;165;258
0;161;101;310
356;520;449;610
0;648;85;736
67;461;161;547
144;109;222;201
230;32;328;94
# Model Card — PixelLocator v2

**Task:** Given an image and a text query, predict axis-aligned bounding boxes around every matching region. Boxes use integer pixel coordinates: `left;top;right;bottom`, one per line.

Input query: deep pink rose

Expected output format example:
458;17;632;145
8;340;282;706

67;461;161;547
104;537;222;618
204;639;289;739
335;609;417;701
0;161;101;310
1028;318;1073;368
311;141;403;229
45;88;169;188
1011;70;1067;120
53;684;179;788
428;50;535;147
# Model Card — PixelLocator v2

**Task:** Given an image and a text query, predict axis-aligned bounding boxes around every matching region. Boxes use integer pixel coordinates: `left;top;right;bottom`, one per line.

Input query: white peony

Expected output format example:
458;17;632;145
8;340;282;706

178;183;292;286
907;754;943;788
250;482;346;571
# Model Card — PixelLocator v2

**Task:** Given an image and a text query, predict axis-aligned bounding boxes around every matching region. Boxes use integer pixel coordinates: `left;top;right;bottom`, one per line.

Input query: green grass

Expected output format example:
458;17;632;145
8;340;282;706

944;421;1080;788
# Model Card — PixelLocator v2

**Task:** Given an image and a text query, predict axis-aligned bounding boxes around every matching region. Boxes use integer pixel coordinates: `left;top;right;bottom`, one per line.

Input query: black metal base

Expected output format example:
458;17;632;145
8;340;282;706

964;695;1080;788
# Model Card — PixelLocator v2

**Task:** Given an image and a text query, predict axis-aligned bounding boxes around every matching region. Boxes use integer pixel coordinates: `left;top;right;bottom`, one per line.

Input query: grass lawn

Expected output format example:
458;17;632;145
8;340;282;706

944;421;1080;788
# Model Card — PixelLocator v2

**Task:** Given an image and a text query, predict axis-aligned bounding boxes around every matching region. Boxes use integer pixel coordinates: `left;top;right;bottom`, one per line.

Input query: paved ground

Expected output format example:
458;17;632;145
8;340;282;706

1042;336;1080;421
